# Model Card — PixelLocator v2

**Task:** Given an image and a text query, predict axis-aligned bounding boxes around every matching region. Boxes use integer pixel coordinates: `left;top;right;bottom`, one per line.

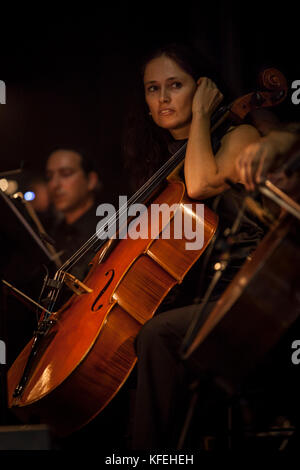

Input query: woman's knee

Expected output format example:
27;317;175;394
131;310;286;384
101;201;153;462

135;315;166;354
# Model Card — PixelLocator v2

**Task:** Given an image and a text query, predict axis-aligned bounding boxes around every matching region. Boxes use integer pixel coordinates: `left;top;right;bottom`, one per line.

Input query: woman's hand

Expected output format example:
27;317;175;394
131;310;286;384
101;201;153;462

236;131;299;191
192;77;223;119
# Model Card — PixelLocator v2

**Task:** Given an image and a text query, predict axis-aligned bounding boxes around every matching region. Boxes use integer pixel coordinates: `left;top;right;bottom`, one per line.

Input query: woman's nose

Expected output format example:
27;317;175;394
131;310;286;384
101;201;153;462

159;87;170;103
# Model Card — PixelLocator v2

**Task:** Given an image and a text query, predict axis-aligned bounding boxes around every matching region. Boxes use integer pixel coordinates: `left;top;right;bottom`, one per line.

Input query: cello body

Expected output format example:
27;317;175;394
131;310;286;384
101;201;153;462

186;214;300;394
7;178;218;436
7;67;289;437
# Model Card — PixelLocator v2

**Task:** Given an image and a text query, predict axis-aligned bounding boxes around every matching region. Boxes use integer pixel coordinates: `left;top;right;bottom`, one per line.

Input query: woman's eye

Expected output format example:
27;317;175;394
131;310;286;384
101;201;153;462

171;81;182;89
147;85;158;93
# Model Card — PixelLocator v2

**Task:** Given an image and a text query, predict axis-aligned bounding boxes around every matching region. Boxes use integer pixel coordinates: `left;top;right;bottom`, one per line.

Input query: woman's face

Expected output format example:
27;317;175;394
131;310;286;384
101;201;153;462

143;55;197;139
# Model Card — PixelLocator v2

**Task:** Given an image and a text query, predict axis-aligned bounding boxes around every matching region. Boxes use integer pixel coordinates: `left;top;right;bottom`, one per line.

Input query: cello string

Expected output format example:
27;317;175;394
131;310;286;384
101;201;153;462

54;102;229;273
66;143;186;269
43;104;230;314
57;101;231;272
44;143;187;316
59;141;188;272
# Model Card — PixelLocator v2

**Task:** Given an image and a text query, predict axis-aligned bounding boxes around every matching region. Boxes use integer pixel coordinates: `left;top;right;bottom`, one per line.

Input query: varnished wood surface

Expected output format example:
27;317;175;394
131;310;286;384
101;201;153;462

7;180;218;436
186;216;300;395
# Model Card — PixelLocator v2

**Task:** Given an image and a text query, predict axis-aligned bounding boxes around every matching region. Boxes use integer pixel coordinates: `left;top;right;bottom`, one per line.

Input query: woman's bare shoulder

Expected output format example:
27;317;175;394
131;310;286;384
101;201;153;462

225;123;260;139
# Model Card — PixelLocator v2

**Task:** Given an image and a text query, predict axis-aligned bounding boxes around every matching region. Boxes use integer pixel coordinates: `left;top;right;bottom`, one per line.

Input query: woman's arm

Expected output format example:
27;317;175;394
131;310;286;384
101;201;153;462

236;127;300;191
184;78;260;200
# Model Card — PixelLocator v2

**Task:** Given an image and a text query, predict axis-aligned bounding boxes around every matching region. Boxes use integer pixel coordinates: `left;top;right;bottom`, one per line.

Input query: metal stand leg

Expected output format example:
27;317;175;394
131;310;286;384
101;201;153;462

177;380;200;450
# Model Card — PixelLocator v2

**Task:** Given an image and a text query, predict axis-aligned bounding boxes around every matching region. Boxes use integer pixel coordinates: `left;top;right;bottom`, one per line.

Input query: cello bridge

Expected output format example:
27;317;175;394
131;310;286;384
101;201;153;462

62;272;93;295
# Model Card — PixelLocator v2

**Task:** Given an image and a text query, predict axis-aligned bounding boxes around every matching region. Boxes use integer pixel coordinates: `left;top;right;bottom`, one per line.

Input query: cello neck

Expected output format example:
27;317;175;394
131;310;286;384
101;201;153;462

56;104;230;275
133;104;230;205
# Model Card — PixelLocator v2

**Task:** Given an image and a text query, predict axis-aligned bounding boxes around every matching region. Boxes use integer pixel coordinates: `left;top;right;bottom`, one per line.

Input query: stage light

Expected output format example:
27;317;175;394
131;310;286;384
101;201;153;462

0;178;8;192
6;180;18;195
0;178;18;195
24;191;36;201
12;192;23;199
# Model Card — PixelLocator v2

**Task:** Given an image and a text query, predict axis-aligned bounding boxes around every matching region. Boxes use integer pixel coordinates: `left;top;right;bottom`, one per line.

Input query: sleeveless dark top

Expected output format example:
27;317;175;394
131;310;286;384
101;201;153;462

158;134;265;310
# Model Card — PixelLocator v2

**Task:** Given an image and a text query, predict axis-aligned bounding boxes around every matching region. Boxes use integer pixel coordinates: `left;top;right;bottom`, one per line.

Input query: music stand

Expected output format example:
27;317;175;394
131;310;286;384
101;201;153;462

178;184;300;450
0;184;56;425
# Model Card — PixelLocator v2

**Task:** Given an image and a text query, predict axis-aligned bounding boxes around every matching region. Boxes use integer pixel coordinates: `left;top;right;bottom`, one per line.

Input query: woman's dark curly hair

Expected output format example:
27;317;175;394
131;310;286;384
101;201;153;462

122;42;219;193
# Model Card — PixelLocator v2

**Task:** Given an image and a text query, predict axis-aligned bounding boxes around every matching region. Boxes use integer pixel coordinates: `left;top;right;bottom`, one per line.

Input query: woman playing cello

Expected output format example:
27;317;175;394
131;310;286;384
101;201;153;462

122;42;264;449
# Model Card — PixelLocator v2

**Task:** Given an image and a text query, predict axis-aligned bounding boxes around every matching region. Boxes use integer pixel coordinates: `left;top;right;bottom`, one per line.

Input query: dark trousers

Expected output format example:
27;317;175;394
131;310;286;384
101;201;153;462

132;303;217;450
131;299;300;451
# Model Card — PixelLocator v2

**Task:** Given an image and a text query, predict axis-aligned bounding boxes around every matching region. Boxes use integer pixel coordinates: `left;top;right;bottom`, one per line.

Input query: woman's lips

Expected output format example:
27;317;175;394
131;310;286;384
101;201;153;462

159;108;175;116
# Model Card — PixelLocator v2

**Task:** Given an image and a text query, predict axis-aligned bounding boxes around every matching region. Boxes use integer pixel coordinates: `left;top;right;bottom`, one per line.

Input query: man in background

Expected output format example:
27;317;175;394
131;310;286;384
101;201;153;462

46;148;101;280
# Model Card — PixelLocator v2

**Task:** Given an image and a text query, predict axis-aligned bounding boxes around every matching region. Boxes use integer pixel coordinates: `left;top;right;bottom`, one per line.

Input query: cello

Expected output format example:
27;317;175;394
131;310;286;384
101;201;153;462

6;68;287;437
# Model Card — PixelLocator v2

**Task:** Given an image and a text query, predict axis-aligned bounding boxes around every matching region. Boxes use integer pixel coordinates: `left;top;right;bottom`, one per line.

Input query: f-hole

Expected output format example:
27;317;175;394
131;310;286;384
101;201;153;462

91;269;115;312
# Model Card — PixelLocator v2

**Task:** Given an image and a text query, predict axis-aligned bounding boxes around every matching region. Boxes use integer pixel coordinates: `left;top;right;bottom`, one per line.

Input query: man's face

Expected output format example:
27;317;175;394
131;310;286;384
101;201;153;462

46;150;92;214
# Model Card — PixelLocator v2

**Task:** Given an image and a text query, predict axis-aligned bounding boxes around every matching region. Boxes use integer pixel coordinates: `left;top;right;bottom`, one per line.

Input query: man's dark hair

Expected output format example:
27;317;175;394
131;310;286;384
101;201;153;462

47;146;97;177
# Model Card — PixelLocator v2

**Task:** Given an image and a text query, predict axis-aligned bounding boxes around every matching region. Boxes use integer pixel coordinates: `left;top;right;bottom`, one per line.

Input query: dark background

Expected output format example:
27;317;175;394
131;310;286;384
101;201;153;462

0;2;299;201
0;2;299;451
